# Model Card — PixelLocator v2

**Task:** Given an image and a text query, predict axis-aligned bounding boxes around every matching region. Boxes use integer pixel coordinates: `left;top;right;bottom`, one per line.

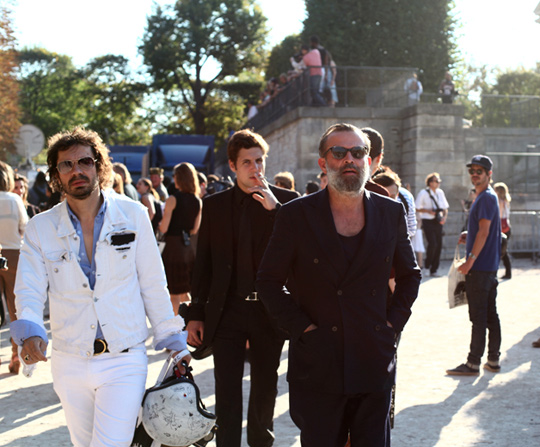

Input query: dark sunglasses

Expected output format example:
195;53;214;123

57;156;97;175
468;168;485;176
323;146;369;160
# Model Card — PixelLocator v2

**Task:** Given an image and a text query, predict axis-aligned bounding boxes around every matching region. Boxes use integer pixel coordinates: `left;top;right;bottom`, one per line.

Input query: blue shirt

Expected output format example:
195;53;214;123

466;186;501;272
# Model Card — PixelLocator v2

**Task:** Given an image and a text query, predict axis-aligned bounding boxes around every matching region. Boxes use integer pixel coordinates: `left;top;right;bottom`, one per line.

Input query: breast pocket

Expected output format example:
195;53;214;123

104;232;138;281
43;250;80;292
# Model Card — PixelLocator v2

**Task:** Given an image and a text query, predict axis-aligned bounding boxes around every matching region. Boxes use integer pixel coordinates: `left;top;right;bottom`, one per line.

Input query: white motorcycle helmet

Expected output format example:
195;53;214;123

140;359;217;447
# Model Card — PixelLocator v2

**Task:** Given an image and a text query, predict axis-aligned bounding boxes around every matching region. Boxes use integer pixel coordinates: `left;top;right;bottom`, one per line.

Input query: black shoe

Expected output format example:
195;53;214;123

483;363;501;373
446;363;479;376
501;274;511;280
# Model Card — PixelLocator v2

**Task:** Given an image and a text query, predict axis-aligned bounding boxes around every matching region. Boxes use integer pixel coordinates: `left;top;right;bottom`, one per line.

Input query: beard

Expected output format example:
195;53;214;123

327;162;370;196
62;174;99;200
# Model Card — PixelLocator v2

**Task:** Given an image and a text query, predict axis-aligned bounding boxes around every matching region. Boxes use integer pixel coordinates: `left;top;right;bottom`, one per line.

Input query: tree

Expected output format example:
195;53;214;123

83;55;151;145
300;0;457;91
139;0;268;135
0;4;20;154
18;47;87;139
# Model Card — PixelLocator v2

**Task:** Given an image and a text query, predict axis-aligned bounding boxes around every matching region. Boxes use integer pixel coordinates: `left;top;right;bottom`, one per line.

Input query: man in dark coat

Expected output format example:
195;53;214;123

257;123;421;447
186;129;298;447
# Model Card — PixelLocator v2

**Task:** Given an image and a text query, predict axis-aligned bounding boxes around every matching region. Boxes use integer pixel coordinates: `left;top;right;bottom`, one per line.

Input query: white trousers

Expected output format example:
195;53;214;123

51;343;147;447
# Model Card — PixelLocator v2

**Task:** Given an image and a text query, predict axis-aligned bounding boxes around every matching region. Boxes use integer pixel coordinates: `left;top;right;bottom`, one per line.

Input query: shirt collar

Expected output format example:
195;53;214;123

66;191;107;227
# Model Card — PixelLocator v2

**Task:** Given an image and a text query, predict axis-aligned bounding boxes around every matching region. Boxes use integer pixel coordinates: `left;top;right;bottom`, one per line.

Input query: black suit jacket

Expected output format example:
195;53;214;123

189;184;299;345
256;188;421;394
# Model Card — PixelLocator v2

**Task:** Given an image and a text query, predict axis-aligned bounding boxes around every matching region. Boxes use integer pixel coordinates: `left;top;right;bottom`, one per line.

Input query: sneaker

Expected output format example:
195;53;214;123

532;338;540;348
483;363;501;373
446;363;479;376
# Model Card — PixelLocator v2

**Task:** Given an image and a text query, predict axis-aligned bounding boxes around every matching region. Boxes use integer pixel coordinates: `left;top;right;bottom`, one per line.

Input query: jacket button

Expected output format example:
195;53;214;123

86;351;91;357
375;325;381;331
332;326;338;332
94;297;98;302
91;324;96;329
83;283;88;288
371;289;376;296
313;258;319;264
227;264;232;270
122;255;127;259
385;256;390;262
337;290;343;296
54;268;59;273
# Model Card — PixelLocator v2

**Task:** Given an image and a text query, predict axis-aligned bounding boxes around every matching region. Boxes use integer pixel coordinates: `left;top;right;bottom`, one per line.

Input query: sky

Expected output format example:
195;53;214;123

9;0;540;72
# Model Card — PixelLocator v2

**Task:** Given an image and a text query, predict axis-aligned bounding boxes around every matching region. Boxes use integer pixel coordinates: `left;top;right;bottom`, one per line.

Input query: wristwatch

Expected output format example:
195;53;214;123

468;253;477;260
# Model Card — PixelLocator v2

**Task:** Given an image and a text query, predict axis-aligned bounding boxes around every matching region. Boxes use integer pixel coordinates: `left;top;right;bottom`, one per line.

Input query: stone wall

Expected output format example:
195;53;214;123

257;103;540;260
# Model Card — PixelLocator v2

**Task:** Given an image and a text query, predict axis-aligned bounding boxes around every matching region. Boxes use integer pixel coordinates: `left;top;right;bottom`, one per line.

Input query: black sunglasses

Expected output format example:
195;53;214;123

323;146;369;160
468;168;485;176
57;157;97;175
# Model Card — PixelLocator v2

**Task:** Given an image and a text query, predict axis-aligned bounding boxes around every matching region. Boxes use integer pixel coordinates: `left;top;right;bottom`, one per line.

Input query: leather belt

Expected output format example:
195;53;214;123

244;292;259;301
93;339;129;356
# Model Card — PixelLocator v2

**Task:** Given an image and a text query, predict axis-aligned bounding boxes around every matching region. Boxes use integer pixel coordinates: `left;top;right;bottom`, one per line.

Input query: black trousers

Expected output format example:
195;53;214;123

422;218;443;274
290;384;392;447
212;299;284;447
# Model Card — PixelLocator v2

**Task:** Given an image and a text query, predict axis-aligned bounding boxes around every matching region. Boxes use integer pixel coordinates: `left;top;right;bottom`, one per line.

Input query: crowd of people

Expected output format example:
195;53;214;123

248;35;339;119
0;121;523;447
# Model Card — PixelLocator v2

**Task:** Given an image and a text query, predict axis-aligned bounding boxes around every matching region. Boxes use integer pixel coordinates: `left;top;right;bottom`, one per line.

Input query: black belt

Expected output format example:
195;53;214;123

93;339;129;356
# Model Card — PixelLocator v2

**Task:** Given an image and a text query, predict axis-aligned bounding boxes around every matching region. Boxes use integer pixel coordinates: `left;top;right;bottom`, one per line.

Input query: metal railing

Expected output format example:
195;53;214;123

482;95;540;128
247;66;418;130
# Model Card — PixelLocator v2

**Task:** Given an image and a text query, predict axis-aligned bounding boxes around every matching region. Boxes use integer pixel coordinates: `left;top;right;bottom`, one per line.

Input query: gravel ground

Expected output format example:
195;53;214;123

1;258;539;447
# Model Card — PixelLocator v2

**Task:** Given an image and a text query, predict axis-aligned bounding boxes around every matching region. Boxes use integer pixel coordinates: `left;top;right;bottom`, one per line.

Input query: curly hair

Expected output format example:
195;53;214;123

47;127;113;193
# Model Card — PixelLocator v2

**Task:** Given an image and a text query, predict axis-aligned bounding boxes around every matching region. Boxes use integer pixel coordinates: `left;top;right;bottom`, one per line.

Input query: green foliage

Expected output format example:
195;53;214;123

18;48;151;145
0;4;20;155
139;0;268;134
83;55;151;145
301;0;457;91
18;47;88;140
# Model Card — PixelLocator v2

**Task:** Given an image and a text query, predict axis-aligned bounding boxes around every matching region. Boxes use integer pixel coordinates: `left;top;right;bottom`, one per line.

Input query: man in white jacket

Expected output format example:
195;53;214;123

11;127;190;447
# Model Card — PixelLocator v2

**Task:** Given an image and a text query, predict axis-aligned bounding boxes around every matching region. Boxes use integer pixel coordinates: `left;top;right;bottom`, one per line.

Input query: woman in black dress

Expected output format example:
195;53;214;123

159;163;202;314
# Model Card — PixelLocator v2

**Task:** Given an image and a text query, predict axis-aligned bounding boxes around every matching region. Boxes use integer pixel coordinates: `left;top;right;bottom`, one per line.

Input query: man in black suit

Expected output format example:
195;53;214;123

186;129;299;447
257;123;421;447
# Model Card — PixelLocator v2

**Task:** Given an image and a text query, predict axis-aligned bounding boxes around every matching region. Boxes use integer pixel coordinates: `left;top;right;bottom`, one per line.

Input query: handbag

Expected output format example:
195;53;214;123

426;188;444;223
448;245;468;309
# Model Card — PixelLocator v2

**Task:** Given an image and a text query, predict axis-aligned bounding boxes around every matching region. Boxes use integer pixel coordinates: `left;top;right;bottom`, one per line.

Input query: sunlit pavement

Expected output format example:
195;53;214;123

1;257;539;446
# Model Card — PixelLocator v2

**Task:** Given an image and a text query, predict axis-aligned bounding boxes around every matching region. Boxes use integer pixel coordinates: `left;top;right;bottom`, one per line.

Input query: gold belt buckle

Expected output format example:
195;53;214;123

94;339;107;356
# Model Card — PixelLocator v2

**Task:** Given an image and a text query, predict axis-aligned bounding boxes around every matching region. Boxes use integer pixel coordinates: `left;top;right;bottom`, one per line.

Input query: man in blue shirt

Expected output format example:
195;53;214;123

447;155;502;376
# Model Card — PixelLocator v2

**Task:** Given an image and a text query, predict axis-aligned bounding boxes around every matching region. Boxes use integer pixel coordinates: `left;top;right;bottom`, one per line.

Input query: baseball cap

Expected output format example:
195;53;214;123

466;155;493;171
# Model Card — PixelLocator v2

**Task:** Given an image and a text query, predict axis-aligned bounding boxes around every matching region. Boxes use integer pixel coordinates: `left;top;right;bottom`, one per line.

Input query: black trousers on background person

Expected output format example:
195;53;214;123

422;218;443;274
212;299;284;447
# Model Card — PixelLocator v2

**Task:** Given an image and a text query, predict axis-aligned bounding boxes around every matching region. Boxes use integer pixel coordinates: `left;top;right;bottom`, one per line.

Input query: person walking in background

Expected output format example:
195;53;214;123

136;177;162;234
159;163;202;315
447;155;502;376
27;171;49;210
494;182;512;280
404;72;423;106
301;44;327;107
415;173;449;277
10;127;191;446
439;71;457;104
112;162;138;201
0;162;28;374
149;167;169;201
13;174;41;219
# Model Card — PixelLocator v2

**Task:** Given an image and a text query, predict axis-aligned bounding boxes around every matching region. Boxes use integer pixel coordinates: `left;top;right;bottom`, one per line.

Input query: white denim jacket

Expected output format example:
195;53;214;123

15;190;185;357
